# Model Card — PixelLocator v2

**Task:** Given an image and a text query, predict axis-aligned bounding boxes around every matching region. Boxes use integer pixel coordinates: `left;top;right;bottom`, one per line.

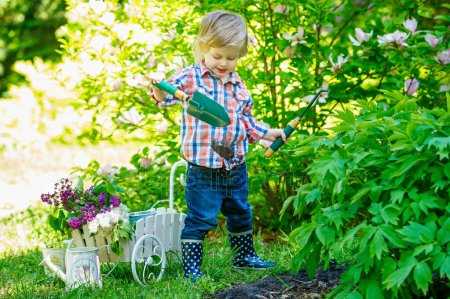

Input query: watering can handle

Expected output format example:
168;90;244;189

153;80;189;101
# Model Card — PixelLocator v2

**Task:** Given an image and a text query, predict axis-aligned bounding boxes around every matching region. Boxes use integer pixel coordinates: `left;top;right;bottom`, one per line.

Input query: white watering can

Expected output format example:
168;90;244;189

43;246;102;290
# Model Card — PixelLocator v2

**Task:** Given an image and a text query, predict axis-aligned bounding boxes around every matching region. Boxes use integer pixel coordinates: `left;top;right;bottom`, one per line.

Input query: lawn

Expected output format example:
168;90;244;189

0;205;293;299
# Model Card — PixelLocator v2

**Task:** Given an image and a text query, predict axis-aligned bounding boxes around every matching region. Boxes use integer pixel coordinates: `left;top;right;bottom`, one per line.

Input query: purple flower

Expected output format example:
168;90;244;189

436;49;450;65
98;192;106;206
404;78;420;95
68;217;82;229
41;193;52;204
110;195;121;207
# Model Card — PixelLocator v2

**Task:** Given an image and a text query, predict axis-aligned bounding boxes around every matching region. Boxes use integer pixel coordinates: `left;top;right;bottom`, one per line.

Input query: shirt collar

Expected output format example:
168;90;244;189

198;62;240;85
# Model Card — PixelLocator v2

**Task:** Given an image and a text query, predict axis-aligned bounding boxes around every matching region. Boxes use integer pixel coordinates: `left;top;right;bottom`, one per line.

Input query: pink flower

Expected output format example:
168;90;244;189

436;49;450;65
329;54;348;73
274;4;287;14
377;31;409;47
403;18;417;34
424;34;440;48
139;157;152;169
349;28;372;46
404;78;420;95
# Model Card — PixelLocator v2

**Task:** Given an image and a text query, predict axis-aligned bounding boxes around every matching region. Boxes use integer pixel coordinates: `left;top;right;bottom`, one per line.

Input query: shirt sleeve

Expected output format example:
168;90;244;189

239;87;268;143
157;67;195;107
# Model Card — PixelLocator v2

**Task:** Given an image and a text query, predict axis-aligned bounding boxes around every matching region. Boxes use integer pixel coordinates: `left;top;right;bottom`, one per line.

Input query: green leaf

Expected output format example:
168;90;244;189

365;279;384;299
390;189;404;203
413;262;432;294
440;256;450;279
398;222;435;244
315;225;335;246
370;230;387;260
380;204;401;225
384;254;416;289
289;222;316;250
380;224;405;248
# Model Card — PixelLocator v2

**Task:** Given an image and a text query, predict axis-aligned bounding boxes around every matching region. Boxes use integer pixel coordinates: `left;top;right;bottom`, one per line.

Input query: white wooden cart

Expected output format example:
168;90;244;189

70;160;188;285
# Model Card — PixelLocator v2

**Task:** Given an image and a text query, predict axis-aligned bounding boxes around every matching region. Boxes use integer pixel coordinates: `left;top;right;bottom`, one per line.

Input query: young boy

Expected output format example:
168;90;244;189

149;10;285;280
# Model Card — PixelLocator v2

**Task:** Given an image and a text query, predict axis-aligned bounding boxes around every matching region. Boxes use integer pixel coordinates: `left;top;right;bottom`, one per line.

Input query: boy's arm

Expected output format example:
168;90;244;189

148;67;194;107
240;97;269;143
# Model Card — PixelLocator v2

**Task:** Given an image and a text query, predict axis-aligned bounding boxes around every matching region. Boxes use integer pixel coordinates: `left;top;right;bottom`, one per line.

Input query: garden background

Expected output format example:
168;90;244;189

0;0;448;298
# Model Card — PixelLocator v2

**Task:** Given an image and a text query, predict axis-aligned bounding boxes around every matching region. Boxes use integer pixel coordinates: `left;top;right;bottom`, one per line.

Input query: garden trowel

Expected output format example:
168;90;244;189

153;80;230;127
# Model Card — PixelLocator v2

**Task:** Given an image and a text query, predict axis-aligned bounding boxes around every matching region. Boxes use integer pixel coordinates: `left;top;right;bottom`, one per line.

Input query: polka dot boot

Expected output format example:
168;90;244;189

181;240;204;281
229;230;275;270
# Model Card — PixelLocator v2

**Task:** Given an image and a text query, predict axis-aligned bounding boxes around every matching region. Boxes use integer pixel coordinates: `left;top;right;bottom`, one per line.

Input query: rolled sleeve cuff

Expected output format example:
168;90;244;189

244;116;268;143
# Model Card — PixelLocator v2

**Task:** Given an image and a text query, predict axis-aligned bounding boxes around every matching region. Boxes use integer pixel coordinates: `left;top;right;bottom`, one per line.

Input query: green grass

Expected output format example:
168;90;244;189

0;206;293;299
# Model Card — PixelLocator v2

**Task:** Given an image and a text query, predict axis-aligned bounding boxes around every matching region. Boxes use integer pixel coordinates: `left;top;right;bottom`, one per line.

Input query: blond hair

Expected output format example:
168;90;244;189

193;10;248;63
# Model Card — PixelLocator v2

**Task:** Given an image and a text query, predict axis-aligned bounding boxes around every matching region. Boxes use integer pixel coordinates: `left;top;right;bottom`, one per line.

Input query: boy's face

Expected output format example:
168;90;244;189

204;46;240;79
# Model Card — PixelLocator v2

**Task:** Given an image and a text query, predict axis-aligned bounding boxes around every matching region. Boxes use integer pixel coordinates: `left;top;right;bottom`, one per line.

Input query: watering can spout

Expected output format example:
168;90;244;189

44;257;68;282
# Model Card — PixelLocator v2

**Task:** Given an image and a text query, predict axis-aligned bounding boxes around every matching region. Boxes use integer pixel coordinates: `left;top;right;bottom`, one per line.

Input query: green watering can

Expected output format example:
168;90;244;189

153;80;230;127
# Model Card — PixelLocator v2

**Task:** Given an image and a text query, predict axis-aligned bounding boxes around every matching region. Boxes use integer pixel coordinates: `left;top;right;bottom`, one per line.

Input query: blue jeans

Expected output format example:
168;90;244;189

181;162;253;240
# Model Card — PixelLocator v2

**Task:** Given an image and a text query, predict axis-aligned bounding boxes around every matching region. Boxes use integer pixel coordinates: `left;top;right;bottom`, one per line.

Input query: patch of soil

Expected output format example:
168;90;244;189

211;264;344;299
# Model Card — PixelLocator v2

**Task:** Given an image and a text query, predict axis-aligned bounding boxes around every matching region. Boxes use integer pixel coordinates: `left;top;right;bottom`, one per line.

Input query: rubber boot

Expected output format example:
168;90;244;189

181;240;204;281
229;231;275;270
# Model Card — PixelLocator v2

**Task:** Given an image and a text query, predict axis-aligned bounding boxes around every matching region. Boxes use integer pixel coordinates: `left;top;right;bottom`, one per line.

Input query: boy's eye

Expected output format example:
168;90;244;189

213;55;221;59
227;57;236;61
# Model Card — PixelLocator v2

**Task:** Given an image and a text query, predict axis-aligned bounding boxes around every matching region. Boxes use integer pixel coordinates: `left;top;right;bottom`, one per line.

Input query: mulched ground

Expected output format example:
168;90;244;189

211;264;344;299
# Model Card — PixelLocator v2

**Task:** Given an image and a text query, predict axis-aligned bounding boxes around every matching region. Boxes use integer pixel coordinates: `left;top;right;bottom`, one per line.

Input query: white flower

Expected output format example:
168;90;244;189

126;74;145;88
403;18;417;34
97;213;112;229
439;84;450;93
87;219;99;234
348;28;372;46
284;27;305;46
118;107;144;125
329;54;348;73
109;209;121;224
89;0;107;15
112;23;131;41
155;120;169;133
97;164;118;176
377;31;409;47
304;83;329;104
404;78;420;95
99;12;115;26
424;34;440;48
90;35;111;52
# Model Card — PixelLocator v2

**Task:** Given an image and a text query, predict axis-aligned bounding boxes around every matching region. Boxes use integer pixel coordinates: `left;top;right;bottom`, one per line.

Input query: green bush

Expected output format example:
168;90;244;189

284;92;449;298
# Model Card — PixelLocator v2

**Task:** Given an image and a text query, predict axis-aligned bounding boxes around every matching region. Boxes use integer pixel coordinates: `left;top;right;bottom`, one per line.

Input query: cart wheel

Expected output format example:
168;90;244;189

131;234;166;285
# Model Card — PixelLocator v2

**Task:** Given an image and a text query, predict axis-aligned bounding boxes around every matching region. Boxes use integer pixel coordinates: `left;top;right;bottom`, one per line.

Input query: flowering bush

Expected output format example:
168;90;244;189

41;177;133;254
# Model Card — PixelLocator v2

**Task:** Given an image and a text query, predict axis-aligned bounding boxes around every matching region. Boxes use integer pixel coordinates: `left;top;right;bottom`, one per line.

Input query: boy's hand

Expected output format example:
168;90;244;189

263;128;286;142
144;72;166;103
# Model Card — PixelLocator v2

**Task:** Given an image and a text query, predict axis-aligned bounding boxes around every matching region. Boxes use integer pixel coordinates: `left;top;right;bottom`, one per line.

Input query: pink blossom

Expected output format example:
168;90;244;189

404;78;420;95
329;54;348;73
274;4;288;14
349;28;372;46
436;49;450;65
424;34;440;48
377;31;409;47
139;157;152;169
403;18;417;34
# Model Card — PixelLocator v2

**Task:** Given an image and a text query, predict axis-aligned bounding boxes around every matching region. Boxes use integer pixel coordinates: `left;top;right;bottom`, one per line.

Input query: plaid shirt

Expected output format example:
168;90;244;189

160;63;268;169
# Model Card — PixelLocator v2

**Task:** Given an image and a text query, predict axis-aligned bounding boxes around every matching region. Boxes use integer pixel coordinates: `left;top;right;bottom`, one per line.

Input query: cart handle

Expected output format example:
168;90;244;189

169;160;188;209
